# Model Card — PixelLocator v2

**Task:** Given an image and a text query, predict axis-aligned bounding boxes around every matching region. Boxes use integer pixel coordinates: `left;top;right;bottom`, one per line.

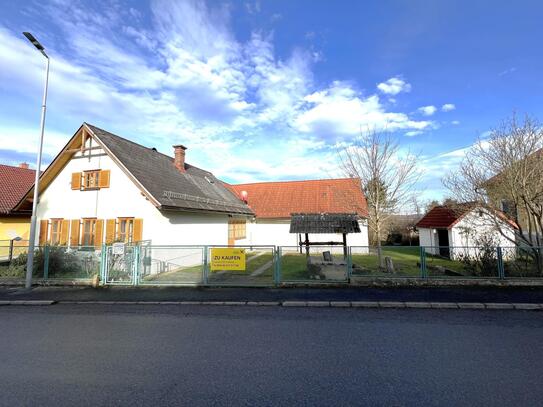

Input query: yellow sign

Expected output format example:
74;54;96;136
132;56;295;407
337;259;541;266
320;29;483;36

210;248;246;271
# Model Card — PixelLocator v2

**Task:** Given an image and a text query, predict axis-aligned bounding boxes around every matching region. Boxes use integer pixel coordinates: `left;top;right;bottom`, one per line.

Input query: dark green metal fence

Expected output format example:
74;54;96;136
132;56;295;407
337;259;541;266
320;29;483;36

2;244;543;285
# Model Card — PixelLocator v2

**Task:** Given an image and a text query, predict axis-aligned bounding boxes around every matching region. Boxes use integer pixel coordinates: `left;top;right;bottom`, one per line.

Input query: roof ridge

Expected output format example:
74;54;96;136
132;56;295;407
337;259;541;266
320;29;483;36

85;122;212;175
85;122;173;159
231;177;360;187
0;163;36;172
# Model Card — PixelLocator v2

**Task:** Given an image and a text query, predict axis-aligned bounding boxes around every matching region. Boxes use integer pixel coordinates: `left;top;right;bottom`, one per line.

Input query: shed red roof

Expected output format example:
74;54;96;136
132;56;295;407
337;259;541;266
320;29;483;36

0;164;35;215
415;205;471;229
229;178;368;219
416;203;517;230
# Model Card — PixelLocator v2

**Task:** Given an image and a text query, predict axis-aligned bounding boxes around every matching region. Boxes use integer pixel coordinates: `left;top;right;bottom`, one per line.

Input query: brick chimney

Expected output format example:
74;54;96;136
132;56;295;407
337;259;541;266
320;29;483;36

19;162;29;169
173;145;187;173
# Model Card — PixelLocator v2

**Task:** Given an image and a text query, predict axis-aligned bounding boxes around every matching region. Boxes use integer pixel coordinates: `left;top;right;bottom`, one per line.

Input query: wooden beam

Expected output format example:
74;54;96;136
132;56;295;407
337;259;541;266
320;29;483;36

65;146;102;153
298;241;345;246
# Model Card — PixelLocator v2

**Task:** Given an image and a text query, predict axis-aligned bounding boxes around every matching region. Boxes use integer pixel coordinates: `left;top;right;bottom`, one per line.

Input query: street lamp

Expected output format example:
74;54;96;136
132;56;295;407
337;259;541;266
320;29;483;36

23;32;49;289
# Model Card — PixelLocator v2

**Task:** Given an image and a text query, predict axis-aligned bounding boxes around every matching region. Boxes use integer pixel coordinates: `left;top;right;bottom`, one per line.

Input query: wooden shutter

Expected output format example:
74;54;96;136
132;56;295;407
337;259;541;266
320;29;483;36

70;220;80;246
71;172;81;190
105;219;116;244
133;219;143;242
94;219;104;249
60;220;70;245
38;220;48;245
99;170;110;188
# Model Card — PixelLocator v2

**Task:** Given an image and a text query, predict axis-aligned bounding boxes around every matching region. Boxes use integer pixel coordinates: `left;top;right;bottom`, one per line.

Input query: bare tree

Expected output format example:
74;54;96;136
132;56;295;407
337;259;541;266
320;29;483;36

443;114;543;273
339;130;421;268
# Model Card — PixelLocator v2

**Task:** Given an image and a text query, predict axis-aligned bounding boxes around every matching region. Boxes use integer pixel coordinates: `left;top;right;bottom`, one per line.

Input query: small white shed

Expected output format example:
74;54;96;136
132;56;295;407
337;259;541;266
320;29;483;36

416;204;517;259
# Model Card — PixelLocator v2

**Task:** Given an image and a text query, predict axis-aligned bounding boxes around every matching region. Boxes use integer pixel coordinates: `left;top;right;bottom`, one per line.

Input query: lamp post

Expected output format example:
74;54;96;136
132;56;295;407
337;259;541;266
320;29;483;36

23;32;49;289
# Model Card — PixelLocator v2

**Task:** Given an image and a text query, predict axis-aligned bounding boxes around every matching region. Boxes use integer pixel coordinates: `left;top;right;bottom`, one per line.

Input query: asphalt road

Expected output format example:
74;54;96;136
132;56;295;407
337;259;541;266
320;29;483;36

1;305;543;406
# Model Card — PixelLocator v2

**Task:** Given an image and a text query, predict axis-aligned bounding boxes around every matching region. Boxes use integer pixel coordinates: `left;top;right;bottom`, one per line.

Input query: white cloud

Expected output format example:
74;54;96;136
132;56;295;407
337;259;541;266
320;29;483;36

417;105;437;116
451;120;460;125
295;81;430;136
441;103;456;112
377;77;411;95
405;130;423;137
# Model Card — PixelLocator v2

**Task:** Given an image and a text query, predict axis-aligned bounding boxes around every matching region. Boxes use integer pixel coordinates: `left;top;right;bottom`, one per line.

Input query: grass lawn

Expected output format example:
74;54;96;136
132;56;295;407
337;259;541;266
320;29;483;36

142;251;276;284
352;247;473;277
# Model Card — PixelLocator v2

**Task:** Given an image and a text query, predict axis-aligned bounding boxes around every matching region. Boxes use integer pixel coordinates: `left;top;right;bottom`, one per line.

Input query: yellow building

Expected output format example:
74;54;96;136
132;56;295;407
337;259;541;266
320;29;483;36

0;163;34;243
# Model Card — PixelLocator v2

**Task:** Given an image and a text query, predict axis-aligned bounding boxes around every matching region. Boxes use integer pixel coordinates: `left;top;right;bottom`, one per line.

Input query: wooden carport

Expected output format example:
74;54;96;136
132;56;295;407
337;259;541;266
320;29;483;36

289;213;361;257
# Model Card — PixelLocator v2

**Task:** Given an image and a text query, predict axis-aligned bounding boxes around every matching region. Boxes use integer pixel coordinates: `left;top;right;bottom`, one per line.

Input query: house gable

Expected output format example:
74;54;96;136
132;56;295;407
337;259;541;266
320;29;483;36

16;123;252;216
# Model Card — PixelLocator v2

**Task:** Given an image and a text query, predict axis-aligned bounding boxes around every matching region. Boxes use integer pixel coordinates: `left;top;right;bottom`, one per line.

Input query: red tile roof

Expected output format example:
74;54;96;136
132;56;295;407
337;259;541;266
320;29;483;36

416;203;518;230
415;205;471;229
0;164;35;215
229;178;368;219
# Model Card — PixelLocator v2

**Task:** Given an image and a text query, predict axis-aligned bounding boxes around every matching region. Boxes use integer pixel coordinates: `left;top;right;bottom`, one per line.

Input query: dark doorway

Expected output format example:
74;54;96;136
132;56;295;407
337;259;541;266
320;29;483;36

437;229;450;258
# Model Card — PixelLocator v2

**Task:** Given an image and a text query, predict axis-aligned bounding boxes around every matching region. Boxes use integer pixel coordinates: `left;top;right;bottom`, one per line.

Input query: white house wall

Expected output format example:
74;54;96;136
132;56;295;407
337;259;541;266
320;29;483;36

451;210;516;260
236;218;369;252
419;228;439;255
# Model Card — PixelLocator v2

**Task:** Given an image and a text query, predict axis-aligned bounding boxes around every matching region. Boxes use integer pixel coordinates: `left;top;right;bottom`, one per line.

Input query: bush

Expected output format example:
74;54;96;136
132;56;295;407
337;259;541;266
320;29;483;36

0;246;98;278
455;234;498;277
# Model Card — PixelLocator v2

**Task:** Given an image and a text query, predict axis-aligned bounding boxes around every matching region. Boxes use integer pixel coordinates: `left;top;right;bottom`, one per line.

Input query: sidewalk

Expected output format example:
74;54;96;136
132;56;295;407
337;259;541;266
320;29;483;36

2;285;543;305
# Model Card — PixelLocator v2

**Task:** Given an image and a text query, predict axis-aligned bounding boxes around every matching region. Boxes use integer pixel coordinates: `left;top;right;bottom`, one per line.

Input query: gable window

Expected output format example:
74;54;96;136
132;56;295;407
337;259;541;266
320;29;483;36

82;219;97;246
83;170;100;189
117;218;134;243
49;219;63;245
72;170;110;190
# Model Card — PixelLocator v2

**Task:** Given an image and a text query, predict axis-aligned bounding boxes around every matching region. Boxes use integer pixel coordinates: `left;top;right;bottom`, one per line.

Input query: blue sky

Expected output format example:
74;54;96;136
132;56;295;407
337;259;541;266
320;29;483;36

1;0;542;204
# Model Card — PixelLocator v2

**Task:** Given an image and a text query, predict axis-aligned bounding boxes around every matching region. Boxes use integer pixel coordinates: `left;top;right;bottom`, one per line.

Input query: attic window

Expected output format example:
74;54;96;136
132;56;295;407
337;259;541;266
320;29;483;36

205;176;215;184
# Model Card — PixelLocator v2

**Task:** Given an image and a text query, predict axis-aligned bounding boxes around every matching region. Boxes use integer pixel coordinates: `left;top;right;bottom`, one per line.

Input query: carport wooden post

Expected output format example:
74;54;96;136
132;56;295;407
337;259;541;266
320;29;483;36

304;233;310;257
342;233;347;258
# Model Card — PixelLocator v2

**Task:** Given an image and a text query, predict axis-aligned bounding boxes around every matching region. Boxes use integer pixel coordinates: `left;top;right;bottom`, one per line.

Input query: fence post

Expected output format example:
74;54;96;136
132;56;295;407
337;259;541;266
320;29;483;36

347;246;353;280
276;247;282;285
99;244;106;284
497;246;505;280
133;245;140;286
43;245;50;280
8;239;14;262
203;246;208;285
419;246;427;279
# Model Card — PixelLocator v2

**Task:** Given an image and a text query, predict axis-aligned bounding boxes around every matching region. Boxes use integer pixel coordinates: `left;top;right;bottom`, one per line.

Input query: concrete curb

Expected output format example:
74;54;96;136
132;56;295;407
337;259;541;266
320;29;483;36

0;300;56;306
45;300;543;310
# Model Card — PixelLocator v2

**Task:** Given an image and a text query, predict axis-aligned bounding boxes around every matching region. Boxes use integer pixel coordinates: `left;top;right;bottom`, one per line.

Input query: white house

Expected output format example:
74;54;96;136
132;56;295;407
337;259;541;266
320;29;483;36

416;204;517;259
16;123;369;252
